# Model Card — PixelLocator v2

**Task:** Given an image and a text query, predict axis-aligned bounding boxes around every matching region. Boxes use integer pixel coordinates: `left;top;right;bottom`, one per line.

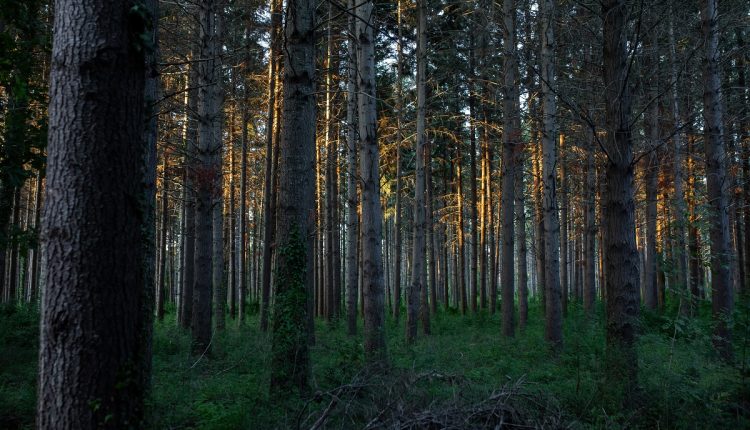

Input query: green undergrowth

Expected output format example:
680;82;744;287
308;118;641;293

1;298;748;429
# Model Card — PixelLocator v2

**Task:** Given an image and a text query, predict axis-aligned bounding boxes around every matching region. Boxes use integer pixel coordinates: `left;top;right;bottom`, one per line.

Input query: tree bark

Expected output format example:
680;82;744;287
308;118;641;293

602;0;640;400
357;0;387;361
701;0;733;360
37;0;148;425
270;0;316;392
345;0;359;335
541;0;562;349
501;0;518;337
407;0;428;343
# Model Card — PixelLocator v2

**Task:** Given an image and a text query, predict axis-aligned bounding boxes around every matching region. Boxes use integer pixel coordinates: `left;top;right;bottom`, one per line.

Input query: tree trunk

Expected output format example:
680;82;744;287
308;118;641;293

357;0;387;361
602;0;640;400
181;60;199;329
158;154;169;321
192;0;222;354
501;0;518;337
668;5;689;310
345;0;359;335
701;0;733;360
407;0;428;343
559;135;569;317
260;0;282;331
37;0;148;425
584;127;597;313
393;0;404;322
269;0;316;392
541;0;562;349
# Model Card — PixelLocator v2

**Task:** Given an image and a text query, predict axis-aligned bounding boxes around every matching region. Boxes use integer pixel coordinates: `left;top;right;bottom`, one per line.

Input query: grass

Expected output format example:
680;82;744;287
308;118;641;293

1;298;748;429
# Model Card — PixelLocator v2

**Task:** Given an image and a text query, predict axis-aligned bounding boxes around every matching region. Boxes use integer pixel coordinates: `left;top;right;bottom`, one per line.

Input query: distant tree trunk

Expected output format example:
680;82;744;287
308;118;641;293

393;0;404;322
456;148;467;314
668;6;689;310
501;0;518;337
28;170;43;302
701;0;733;360
516;151;528;330
426;144;438;316
345;0;359;335
324;1;336;323
357;0;387;361
468;34;479;315
559;136;569;317
158;154;169;321
643;26;660;311
407;0;428;343
583;127;597;313
37;0;148;425
225;122;236;325
602;0;640;400
260;0;282;331
235;107;248;321
739;29;750;292
269;0;316;392
533;136;547;313
181;61;199;329
541;0;562;349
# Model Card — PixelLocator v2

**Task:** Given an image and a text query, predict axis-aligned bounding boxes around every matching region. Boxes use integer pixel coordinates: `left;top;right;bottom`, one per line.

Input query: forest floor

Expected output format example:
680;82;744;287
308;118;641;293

1;299;749;429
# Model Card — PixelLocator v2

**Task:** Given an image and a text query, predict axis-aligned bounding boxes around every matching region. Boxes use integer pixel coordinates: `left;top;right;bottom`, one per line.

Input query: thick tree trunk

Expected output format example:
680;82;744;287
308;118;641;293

602;0;640;400
37;0;148;426
270;0;316;392
701;0;733;360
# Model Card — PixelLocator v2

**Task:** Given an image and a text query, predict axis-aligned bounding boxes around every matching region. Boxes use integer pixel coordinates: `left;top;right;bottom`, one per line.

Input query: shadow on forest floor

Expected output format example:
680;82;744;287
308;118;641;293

1;299;749;429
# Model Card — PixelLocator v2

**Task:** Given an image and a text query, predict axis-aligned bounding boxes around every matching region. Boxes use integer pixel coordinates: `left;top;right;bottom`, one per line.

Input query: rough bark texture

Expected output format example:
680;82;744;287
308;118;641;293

191;0;222;354
37;0;148;426
345;0;359;336
269;0;316;393
602;0;640;401
701;0;733;360
540;0;562;349
500;0;518;337
357;0;387;361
